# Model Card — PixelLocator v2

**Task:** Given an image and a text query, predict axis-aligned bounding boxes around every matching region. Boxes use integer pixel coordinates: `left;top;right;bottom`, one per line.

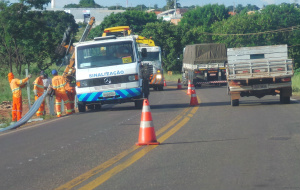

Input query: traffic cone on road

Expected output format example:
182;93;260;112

177;78;182;89
136;99;160;146
187;80;192;95
190;89;199;106
164;79;167;87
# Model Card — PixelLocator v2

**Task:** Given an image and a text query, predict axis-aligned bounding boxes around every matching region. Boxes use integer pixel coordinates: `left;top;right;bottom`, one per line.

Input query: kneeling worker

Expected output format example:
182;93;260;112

51;69;72;117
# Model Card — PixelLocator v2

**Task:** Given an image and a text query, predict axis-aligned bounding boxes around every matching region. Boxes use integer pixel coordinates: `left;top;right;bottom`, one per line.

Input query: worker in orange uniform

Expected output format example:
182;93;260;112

65;79;76;114
51;69;72;117
33;71;45;117
8;72;32;122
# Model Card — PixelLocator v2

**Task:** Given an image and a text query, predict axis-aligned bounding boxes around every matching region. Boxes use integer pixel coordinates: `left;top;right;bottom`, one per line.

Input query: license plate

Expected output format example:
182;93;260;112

253;84;268;90
102;91;116;97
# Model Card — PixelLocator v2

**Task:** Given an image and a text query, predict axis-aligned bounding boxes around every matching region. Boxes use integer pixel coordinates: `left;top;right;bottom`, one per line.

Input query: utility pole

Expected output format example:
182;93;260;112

174;0;177;17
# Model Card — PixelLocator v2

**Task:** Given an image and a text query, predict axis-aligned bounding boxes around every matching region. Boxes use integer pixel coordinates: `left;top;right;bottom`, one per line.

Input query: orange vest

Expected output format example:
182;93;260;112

10;77;29;98
33;76;44;96
52;75;66;94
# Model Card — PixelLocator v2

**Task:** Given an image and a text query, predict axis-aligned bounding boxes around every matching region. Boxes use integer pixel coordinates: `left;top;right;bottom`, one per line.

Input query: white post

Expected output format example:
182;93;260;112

25;69;31;109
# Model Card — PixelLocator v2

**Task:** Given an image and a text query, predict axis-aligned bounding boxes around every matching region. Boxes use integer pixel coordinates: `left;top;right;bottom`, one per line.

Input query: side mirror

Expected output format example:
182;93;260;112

141;48;147;58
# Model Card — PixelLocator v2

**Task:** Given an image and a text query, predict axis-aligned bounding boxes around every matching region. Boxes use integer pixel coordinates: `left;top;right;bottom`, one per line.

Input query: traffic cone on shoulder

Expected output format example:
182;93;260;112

190;89;199;106
136;99;160;146
187;80;192;95
164;79;167;87
177;78;182;89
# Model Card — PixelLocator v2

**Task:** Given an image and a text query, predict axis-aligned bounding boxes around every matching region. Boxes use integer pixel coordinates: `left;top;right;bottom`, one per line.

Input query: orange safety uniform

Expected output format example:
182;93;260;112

65;82;76;114
33;76;45;116
52;75;72;117
8;72;29;122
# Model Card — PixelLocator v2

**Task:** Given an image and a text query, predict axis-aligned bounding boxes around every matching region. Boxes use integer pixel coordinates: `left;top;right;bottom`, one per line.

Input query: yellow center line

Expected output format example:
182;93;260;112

55;107;193;190
78;105;199;190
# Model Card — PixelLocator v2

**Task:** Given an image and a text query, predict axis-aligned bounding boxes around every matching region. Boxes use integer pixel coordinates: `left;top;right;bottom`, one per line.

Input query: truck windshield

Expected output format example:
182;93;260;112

142;52;160;62
77;41;135;69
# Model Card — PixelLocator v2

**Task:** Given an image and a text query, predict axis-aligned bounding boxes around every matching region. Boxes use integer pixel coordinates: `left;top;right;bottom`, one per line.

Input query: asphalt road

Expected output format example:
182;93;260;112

1;83;300;190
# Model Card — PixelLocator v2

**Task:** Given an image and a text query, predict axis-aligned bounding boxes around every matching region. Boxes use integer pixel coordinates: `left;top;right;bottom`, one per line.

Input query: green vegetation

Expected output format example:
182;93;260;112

164;73;182;82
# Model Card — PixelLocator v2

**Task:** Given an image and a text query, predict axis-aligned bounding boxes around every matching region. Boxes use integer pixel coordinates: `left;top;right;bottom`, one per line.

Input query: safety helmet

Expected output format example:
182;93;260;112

8;72;14;83
51;69;58;75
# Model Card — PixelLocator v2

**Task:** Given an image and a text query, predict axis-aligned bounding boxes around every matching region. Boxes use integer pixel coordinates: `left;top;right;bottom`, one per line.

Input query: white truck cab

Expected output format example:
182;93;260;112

75;36;149;111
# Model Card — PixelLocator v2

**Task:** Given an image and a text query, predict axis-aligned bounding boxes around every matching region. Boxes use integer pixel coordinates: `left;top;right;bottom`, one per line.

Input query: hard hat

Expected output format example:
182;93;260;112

8;72;14;83
52;69;58;75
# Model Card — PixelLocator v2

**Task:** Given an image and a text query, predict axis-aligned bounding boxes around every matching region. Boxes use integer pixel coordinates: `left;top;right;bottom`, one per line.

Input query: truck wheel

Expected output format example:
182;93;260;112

135;100;143;109
280;95;290;104
231;99;239;106
78;102;86;112
158;85;164;91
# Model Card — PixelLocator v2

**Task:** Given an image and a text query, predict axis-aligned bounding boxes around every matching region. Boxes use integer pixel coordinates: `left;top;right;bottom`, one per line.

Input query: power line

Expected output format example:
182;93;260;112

201;25;300;36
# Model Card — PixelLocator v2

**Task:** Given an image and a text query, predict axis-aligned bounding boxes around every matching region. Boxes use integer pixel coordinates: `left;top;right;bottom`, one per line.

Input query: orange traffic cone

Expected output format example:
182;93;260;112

164;79;167;86
177;78;182;89
187;80;192;95
136;99;160;146
190;89;199;106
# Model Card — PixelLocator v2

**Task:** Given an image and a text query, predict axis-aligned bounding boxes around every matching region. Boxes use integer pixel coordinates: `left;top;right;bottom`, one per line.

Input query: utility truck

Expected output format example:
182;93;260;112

75;35;151;112
227;44;293;106
182;43;227;87
138;43;164;91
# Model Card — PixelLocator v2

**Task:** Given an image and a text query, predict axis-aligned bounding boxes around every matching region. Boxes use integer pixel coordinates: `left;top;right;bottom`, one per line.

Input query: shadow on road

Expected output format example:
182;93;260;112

199;101;230;107
150;103;190;110
161;138;248;145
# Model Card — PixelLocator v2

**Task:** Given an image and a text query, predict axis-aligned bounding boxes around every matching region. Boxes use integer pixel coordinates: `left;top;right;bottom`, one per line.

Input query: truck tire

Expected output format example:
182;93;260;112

135;100;143;109
158;85;164;91
280;95;290;104
78;102;86;112
95;104;101;110
231;99;239;106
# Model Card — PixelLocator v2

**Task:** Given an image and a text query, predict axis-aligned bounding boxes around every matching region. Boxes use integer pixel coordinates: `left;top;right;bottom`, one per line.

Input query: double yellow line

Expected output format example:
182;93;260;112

56;100;200;190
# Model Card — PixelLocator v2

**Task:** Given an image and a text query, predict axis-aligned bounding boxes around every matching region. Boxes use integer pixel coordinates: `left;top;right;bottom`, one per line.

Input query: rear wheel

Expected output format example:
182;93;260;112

158;85;164;91
280;90;291;104
231;99;239;106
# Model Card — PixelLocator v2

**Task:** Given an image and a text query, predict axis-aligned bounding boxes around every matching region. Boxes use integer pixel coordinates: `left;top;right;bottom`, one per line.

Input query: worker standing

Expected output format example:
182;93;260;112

42;73;55;116
51;69;72;117
8;72;32;122
65;79;76;114
33;71;45;117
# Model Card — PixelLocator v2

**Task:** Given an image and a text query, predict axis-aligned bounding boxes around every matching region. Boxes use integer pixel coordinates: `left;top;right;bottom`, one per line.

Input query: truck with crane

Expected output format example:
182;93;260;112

59;19;151;112
103;26;164;91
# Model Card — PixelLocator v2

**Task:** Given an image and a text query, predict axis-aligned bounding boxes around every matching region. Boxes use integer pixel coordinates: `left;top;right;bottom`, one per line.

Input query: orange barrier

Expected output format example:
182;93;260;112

177;78;182;89
136;99;160;146
190;89;199;106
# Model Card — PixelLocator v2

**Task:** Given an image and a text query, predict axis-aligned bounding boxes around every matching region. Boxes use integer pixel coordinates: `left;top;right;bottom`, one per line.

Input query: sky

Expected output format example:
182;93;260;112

7;0;296;9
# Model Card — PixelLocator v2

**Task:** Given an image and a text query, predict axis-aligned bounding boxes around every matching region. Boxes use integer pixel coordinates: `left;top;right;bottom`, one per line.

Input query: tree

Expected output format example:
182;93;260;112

141;22;184;71
89;10;159;39
64;0;102;8
0;3;78;75
179;4;230;30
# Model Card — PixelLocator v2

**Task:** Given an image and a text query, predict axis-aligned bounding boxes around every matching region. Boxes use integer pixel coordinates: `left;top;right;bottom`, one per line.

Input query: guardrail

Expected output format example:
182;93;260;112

0;91;48;132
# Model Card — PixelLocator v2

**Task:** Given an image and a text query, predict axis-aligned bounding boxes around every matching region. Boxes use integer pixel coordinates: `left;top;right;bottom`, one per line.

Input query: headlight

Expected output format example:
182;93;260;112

128;75;137;81
80;80;88;87
156;74;162;79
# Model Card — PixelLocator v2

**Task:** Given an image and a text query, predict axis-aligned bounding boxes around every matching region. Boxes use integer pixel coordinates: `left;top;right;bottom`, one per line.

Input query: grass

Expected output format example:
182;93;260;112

164;73;182;82
292;72;300;96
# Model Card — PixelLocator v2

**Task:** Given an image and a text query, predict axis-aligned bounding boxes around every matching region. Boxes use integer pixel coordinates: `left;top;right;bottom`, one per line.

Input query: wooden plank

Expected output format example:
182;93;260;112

227;45;287;56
